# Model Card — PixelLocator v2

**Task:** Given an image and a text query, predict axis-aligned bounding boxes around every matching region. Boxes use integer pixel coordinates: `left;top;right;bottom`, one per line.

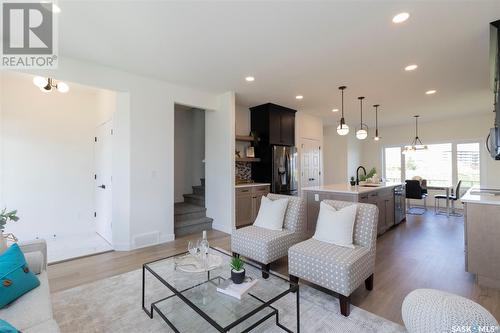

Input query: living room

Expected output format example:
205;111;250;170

1;1;499;332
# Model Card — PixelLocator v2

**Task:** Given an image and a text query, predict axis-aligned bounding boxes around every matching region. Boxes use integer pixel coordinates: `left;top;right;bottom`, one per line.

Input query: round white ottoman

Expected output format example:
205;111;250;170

402;289;498;333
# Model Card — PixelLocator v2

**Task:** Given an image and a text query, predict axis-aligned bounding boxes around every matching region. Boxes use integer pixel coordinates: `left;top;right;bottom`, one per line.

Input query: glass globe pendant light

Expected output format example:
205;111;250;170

355;96;368;140
336;86;349;136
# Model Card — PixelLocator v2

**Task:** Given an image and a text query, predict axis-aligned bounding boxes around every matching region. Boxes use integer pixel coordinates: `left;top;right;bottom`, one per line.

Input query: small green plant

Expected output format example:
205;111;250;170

360;167;377;182
230;256;244;271
0;208;19;232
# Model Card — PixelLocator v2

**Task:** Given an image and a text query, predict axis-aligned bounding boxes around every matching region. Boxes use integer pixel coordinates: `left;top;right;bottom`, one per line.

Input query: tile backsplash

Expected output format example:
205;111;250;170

235;162;252;182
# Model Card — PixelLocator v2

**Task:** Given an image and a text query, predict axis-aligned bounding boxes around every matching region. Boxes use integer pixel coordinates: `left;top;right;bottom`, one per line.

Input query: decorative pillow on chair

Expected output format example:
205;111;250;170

253;196;289;231
313;202;357;248
0;243;40;309
0;319;19;333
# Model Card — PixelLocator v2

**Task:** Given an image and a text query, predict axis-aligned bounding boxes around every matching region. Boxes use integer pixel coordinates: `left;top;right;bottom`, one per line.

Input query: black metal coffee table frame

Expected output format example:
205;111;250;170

142;247;300;333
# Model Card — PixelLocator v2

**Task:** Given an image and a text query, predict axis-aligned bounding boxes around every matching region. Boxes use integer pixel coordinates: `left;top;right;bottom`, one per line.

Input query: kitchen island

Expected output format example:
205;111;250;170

462;187;500;289
302;183;405;236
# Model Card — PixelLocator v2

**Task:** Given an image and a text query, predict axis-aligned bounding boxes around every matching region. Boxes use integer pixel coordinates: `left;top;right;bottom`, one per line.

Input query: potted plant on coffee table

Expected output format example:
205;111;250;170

230;255;245;284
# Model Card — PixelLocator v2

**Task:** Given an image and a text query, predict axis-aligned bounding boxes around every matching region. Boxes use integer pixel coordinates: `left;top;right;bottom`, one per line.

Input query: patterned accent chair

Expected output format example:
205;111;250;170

231;194;307;278
288;200;378;317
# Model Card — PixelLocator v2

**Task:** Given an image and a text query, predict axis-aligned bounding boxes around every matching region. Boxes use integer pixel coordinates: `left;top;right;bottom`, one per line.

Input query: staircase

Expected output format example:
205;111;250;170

175;178;213;236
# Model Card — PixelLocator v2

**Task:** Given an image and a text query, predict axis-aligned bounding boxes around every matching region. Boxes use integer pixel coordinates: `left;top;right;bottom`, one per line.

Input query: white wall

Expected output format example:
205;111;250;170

206;92;235;233
174;106;205;202
0;72;111;240
323;125;349;184
1;56;235;250
360;113;500;188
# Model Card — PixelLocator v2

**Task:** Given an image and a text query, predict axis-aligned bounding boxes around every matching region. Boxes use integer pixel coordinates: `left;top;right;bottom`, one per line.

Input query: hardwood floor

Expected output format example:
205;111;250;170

48;212;500;325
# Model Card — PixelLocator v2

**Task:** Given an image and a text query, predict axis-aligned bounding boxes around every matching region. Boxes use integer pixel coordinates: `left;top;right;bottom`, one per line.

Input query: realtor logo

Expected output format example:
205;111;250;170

1;1;58;68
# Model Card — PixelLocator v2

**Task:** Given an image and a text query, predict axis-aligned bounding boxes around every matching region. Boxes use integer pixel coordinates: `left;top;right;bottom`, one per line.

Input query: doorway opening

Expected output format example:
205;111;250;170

0;72;116;263
174;104;213;237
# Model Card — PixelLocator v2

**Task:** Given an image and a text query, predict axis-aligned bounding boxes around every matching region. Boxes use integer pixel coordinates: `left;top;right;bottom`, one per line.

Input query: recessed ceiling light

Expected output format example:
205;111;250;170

295;95;303;100
404;64;418;71
332;108;339;112
392;12;410;24
245;76;255;82
425;90;436;95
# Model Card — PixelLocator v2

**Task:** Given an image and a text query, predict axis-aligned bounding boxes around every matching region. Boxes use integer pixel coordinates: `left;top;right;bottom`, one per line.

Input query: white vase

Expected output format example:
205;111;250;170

0;231;7;253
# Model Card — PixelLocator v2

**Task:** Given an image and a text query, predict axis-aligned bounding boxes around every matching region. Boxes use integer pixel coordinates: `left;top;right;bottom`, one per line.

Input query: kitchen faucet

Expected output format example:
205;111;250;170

356;166;367;185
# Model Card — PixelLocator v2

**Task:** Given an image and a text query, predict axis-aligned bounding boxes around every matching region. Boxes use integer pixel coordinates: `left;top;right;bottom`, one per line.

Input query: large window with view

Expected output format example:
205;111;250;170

404;143;452;187
384;142;480;189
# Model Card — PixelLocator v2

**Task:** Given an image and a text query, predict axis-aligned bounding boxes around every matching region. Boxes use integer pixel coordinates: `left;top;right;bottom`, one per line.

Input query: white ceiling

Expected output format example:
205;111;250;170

58;1;500;127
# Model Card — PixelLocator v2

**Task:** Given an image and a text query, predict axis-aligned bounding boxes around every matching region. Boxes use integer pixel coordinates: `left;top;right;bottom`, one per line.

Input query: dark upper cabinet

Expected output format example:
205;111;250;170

250;103;296;146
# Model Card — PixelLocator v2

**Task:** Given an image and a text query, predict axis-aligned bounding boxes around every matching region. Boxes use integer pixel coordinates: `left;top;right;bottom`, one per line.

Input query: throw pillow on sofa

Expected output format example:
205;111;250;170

313;202;357;248
0;243;40;308
0;319;19;333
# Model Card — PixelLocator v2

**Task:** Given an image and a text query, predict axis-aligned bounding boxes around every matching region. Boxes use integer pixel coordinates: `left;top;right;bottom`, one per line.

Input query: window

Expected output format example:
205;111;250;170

457;143;480;188
384;147;401;183
405;143;452;187
383;142;481;189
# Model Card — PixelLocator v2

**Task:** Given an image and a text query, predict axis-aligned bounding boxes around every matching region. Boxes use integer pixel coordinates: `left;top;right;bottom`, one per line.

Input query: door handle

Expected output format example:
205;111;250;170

98;185;106;189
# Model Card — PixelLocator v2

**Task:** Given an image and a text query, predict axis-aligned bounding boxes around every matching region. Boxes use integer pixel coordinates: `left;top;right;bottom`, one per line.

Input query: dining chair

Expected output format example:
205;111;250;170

405;180;428;215
434;180;463;216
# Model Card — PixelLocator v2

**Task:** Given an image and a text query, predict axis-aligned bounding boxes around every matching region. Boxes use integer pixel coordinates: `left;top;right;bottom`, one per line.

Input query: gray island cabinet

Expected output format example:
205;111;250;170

302;183;405;236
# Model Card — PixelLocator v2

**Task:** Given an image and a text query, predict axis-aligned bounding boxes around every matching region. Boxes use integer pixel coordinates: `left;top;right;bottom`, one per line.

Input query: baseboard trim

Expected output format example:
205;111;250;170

212;222;232;235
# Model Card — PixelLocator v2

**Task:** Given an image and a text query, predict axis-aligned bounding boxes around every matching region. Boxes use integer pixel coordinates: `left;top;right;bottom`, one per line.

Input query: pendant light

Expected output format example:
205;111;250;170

373;104;381;141
336;86;349;136
355;96;368;140
402;115;428;154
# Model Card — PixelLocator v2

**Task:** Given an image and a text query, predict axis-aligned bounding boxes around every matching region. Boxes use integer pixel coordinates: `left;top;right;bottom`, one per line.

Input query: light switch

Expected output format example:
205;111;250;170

314;194;319;202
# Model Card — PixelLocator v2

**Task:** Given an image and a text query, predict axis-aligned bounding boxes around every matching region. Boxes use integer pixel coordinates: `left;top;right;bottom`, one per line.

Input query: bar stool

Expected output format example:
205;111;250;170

435;181;462;216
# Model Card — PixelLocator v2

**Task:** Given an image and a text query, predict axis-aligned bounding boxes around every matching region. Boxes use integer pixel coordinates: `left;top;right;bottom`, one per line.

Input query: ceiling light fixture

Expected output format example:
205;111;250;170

33;76;69;93
336;86;349;136
402;115;427;154
392;12;410;24
356;96;368;140
373;104;381;141
425;90;436;95
245;76;255;82
295;95;303;100
331;108;339;112
404;64;418;71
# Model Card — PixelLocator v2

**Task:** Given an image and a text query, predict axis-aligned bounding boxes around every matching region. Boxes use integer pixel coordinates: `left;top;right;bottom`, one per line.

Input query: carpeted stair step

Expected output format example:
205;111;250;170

192;185;205;196
183;193;204;206
174;217;213;237
174;203;207;222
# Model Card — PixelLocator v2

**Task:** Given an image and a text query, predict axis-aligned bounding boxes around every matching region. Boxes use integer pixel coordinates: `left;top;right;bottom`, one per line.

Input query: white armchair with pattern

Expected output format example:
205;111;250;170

288;200;378;317
231;193;307;278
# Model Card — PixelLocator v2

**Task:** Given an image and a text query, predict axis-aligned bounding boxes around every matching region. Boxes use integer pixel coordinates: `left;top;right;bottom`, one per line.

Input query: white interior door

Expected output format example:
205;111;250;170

94;120;113;245
301;138;321;188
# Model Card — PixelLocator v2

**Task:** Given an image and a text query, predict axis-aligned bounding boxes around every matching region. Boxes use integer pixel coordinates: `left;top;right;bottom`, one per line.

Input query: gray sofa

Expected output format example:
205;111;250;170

0;239;60;333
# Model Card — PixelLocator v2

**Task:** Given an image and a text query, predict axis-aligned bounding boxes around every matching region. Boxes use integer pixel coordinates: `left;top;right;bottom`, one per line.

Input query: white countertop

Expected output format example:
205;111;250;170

302;182;402;195
461;187;500;206
235;183;271;188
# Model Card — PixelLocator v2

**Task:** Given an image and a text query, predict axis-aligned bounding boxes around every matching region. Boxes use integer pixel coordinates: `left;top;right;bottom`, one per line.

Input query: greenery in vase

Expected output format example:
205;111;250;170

230;256;244;271
0;208;19;232
359;167;377;182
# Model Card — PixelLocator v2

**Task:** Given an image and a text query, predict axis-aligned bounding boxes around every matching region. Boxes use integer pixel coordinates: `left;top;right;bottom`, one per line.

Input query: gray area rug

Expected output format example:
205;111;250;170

52;263;405;333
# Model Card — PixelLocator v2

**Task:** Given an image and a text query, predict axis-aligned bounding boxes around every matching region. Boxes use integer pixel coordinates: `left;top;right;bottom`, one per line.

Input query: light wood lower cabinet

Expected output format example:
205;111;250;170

464;202;500;289
235;185;270;228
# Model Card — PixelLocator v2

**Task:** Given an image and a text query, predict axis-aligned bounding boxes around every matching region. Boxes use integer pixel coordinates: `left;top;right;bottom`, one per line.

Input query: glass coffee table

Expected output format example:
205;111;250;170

142;247;299;332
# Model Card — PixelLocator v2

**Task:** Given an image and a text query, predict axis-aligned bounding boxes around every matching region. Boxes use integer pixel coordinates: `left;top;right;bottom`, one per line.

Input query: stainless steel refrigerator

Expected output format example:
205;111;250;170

271;146;298;195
